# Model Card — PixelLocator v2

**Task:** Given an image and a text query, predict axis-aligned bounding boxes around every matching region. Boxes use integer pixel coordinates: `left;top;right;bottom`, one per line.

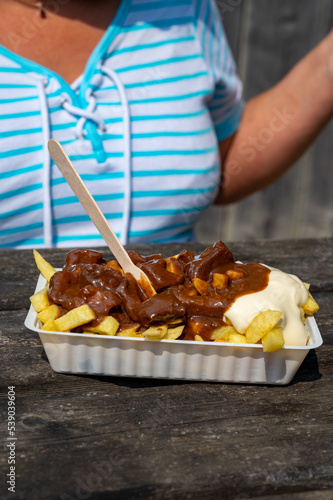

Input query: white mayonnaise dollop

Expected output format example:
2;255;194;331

224;264;309;346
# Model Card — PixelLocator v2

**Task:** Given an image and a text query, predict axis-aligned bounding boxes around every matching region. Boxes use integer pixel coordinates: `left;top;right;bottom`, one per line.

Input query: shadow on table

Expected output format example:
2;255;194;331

86;374;190;388
287;349;322;386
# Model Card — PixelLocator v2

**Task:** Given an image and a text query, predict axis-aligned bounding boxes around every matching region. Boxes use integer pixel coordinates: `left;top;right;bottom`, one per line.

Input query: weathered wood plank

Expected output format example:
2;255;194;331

242;0;323;99
301;118;333;238
217;0;245;61
1;353;332;500
256;492;333;500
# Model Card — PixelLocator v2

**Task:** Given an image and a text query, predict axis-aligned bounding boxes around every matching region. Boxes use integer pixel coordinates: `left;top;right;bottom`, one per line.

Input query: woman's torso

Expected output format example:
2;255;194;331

0;0;229;248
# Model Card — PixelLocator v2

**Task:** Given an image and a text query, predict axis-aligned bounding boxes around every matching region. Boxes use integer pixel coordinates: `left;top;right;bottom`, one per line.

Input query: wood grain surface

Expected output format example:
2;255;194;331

0;238;332;500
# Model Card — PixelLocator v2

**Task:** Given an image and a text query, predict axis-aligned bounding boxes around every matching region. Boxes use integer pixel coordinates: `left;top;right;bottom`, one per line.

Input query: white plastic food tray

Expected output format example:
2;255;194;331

24;273;323;385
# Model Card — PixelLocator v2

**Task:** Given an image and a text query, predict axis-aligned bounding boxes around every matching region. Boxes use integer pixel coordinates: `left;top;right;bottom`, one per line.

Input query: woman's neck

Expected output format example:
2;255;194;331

0;0;122;83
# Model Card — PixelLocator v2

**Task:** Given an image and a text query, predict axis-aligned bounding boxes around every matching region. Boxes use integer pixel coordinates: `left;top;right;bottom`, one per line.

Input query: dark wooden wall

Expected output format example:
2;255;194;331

196;0;333;243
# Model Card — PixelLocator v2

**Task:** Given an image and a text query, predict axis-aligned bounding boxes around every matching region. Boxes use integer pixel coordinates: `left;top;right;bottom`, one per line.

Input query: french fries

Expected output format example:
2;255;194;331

116;326;142;338
212;273;228;291
245;310;283;345
261;326;285;352
29;249;319;353
302;292;320;316
210;325;236;341
41;319;58;332
192;277;209;295
30;286;50;312
228;332;247;344
54;305;96;332
105;260;123;274
142;324;168;340
33;250;56;282
37;304;61;323
85;316;119;336
163;325;184;340
195;334;204;341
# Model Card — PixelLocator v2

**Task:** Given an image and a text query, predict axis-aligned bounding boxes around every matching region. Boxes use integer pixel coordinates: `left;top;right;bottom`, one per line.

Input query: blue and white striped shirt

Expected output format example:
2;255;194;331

0;0;243;249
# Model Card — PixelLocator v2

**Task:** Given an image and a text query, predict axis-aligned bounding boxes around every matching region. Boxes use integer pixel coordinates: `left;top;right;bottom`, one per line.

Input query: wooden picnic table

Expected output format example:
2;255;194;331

1;238;332;500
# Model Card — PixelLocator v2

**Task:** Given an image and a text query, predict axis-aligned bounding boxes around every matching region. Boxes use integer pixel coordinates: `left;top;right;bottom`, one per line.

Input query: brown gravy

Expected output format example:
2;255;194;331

48;241;270;340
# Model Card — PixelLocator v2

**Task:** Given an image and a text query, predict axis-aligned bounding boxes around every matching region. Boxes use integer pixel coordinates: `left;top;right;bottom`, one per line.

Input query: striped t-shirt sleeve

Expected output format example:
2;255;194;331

194;0;244;142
